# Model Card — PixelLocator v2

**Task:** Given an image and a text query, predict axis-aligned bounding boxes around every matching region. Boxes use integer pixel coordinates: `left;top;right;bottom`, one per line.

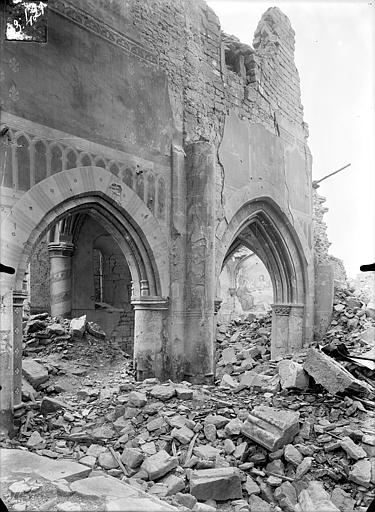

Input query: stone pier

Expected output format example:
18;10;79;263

184;142;216;384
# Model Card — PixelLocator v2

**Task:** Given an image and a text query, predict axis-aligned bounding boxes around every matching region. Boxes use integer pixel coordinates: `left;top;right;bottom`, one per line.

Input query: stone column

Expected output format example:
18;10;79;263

131;297;169;381
168;144;188;381
13;291;27;412
48;242;74;318
0;291;13;435
271;303;304;358
184;141;216;384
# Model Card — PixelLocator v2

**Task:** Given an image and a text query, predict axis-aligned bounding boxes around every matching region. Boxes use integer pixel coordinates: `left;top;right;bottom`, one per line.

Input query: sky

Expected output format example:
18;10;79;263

207;0;375;278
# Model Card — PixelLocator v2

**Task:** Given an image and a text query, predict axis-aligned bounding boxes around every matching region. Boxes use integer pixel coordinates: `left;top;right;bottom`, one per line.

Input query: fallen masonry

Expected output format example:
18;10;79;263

2;282;375;512
241;406;300;451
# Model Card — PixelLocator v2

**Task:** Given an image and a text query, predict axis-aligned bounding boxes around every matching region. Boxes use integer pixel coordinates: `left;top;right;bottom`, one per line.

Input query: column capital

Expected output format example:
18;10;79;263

131;296;169;311
48;242;74;256
12;291;27;306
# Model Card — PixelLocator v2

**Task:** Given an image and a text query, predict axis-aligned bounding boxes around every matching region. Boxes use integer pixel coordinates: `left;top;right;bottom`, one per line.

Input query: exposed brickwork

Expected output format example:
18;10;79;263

126;1;306;144
312;188;331;264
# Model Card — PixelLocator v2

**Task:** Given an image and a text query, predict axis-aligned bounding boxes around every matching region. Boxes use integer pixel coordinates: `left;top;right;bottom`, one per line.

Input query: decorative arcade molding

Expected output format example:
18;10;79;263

1;114;167;223
50;0;158;66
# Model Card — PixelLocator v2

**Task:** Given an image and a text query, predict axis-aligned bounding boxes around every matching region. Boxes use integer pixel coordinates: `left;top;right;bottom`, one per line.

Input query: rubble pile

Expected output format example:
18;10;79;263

2;295;375;512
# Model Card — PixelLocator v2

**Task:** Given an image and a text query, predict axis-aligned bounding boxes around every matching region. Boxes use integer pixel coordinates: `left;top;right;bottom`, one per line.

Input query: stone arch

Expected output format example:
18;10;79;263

0;166;169;298
216;194;313;356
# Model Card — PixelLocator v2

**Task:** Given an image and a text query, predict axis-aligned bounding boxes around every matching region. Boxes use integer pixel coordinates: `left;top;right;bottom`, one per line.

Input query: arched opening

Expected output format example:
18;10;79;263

218;245;273;323
217;199;308;359
0;167;170;432
26;211;136;355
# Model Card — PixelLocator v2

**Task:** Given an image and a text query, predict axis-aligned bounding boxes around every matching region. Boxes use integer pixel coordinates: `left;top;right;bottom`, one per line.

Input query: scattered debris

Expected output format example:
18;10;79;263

2;289;375;511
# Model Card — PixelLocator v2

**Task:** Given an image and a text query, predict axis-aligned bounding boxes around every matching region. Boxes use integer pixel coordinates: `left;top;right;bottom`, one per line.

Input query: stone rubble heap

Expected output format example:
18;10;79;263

2;287;375;512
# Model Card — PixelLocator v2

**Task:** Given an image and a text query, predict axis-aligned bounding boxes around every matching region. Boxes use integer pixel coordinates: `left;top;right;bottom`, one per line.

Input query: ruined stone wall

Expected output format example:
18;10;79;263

312;187;331;264
125;0;306;144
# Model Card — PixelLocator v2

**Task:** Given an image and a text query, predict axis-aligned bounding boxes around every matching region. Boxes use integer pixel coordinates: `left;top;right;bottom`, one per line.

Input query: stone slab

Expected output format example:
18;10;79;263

0;449;91;483
241;406;300;451
22;359;49;387
105;497;176;511
70;475;138;498
141;450;178;480
189;467;242;501
297;481;340;512
303;348;372;395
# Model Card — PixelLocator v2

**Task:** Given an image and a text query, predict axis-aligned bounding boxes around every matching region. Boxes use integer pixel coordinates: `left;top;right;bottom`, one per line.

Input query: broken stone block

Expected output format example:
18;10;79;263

221;347;237;364
349;458;371;487
297;481;339;512
149;385;176;401
171;425;194;444
303;348;371;395
175;387;194;400
193;445;221;461
241;406;299;451
239;371;280;392
86;321;106;340
265;459;285;476
25;319;48;334
284;444;303;466
204;423;217;442
219;373;238;389
91;424;116;440
175;492;197;509
295;457;313;480
128;391;147;407
22;377;37;401
224;439;236;454
22;358;49;387
79;456;96;468
69;315;87;340
204;415;229;429
147;416;166;432
26;431;46;449
98;451;119;470
160;474;185;496
233;442;247;460
339;436;367;460
224;418;243;436
274;481;297;512
331;488;355;512
86;444;107;458
278;360;309;389
121;447;144;469
47;323;66;336
40;397;69;415
244;476;260;495
9;481;31;496
248;494;271;512
189;467;242;501
141;450;178;480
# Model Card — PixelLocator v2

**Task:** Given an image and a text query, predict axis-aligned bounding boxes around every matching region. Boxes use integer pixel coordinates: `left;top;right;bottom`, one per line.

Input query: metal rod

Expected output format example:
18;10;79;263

314;163;351;185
